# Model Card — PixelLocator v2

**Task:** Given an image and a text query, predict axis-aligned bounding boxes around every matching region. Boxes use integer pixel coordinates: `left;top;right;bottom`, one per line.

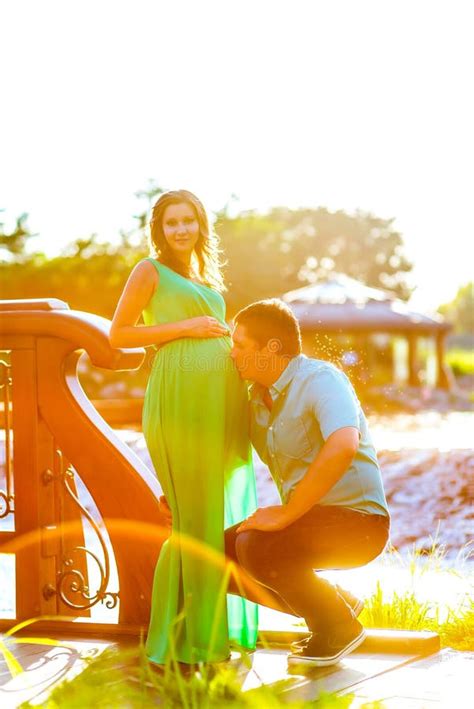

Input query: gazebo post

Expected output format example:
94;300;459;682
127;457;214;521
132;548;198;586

435;332;452;389
407;333;420;387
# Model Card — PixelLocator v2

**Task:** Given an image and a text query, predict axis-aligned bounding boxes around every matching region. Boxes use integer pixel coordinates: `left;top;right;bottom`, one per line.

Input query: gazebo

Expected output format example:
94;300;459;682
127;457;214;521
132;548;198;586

282;274;452;389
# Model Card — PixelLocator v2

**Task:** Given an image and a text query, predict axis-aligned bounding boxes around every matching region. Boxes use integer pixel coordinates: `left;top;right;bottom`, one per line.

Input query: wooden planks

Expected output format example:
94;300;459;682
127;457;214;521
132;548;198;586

0;631;461;709
345;649;473;708
238;648;418;699
0;637;115;708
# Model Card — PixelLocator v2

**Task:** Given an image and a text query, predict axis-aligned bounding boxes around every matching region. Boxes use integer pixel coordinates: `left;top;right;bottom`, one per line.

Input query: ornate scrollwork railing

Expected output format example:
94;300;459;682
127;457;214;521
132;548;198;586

0;355;14;520
43;449;119;611
0;298;163;629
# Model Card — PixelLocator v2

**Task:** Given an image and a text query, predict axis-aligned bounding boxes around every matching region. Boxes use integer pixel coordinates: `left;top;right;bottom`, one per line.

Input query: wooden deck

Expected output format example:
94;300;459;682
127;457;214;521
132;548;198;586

1;628;467;708
0;636;115;708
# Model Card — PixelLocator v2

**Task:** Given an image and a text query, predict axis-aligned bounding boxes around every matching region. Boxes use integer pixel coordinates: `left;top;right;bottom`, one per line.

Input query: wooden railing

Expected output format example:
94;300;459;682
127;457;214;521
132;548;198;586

0;299;165;633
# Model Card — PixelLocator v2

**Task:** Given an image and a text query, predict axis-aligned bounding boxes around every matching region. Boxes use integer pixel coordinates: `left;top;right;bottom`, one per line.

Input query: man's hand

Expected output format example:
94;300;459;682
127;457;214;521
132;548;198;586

236;505;294;533
158;495;172;530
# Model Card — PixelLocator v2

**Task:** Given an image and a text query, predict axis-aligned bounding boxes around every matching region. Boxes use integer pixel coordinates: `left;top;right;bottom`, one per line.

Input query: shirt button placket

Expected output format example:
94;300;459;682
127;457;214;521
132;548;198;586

268;425;274;457
268;425;282;492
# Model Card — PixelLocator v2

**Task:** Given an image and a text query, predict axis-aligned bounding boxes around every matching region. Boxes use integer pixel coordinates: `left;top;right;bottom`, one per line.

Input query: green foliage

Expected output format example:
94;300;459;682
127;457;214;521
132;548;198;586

439;282;474;335
0;238;147;318
1;194;413;321
217;206;413;314
133;179;166;233
439;598;474;651
445;348;474;377
361;580;433;631
0;211;38;262
360;542;474;651
16;640;368;708
0;186;157;315
361;582;474;652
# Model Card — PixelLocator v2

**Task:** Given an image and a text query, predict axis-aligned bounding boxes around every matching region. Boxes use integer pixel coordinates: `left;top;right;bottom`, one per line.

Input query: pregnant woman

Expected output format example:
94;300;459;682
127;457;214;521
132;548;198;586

109;189;258;664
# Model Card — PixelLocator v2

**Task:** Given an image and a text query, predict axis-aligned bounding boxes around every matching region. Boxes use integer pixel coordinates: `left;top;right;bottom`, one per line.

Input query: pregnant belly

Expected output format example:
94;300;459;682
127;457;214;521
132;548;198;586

151;335;234;374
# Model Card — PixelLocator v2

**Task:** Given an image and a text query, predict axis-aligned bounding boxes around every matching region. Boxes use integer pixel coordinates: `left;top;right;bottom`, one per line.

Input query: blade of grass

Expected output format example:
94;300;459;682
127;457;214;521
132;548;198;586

0;637;23;678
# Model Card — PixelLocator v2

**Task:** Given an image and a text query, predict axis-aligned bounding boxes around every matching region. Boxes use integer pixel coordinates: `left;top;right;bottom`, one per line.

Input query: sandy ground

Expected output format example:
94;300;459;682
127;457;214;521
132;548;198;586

1;412;472;623
120;411;474;558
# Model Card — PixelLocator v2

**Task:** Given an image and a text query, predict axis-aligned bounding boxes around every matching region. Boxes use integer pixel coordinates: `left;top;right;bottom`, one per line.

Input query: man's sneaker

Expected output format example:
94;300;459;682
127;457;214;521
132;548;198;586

291;587;364;650
288;620;366;668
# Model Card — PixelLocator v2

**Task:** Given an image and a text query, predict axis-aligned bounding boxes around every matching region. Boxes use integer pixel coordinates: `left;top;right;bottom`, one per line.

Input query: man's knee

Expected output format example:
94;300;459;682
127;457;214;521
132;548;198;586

224;523;240;563
235;530;274;582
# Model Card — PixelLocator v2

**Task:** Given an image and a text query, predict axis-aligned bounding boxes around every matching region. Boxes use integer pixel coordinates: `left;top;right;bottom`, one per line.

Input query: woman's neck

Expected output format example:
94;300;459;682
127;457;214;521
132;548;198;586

172;251;193;268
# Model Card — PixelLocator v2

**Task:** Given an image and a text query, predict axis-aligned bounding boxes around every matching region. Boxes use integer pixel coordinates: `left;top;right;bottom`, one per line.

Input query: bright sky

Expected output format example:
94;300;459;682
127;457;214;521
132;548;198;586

1;0;472;310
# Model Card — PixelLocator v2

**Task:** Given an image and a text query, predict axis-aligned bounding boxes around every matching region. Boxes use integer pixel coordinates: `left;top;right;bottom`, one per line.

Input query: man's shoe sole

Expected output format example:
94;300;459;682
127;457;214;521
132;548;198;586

287;628;366;667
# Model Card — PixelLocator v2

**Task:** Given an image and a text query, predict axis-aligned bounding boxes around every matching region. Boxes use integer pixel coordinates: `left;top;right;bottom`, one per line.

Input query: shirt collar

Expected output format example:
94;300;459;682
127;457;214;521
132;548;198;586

250;354;306;403
270;354;306;398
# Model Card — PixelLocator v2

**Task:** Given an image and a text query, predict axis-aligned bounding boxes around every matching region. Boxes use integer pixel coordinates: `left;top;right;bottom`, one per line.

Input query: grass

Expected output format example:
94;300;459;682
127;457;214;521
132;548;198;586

359;541;474;651
361;585;474;651
13;639;378;709
439;598;474;651
360;580;433;631
446;348;474;377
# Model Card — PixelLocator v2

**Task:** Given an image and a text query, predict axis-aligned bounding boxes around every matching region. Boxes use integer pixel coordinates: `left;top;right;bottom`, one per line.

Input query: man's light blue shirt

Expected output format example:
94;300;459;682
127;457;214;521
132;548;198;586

249;354;389;517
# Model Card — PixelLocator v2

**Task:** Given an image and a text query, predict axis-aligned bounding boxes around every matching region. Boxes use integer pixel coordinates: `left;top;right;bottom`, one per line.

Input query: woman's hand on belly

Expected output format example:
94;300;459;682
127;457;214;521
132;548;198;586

183;316;230;339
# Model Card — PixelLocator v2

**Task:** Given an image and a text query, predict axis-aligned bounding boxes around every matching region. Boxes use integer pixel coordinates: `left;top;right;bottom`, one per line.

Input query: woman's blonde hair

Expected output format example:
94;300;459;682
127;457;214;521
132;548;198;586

149;189;226;292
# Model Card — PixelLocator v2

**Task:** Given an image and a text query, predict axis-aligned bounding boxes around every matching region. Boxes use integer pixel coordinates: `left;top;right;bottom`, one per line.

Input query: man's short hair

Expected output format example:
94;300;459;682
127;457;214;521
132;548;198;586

234;299;302;356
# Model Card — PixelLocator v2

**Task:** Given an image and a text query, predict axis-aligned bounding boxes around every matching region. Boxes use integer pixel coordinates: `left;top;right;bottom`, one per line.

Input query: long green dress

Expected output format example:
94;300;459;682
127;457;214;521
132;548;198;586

140;258;258;664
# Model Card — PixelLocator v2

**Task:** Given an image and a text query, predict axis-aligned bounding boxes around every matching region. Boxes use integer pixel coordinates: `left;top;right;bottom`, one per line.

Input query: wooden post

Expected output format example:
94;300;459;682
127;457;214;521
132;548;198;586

435;332;453;389
407;333;420;387
11;347;43;620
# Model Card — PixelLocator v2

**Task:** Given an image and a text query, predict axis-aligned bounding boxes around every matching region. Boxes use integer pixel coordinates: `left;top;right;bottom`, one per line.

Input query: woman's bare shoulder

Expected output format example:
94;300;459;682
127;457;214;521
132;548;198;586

125;258;159;301
131;257;159;281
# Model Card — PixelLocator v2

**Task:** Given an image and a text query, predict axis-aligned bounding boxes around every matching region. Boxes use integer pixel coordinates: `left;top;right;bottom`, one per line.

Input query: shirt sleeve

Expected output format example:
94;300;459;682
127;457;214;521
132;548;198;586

308;367;361;440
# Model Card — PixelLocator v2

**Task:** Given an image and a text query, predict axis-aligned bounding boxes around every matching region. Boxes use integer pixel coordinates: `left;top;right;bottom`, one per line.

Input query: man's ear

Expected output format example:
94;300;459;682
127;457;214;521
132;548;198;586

264;337;284;355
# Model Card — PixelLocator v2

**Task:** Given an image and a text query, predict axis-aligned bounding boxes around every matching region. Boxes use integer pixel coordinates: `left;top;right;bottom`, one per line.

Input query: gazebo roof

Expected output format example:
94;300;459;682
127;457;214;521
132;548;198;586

282;274;450;334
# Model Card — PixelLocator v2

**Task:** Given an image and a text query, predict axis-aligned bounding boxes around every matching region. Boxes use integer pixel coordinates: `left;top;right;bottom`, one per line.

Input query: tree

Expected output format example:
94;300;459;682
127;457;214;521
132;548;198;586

0;212;38;262
130;180;166;247
0;183;167;316
439;282;474;335
216;206;413;314
0;193;414;321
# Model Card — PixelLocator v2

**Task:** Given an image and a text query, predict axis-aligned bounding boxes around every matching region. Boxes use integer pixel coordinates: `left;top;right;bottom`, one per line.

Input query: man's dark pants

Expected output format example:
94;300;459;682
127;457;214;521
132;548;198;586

225;505;390;633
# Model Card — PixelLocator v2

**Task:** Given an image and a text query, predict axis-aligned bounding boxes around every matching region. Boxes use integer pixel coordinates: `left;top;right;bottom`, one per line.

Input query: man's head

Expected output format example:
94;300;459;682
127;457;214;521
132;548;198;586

231;299;302;383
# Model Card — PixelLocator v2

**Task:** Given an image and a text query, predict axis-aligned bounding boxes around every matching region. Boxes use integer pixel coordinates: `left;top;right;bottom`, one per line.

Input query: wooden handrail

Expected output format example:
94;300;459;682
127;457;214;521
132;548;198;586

0;299;144;370
0;298;70;311
0;299;165;630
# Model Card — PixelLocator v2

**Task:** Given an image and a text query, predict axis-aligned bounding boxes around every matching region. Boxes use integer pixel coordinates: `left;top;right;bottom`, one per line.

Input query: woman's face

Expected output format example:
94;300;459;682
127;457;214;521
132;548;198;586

162;202;200;256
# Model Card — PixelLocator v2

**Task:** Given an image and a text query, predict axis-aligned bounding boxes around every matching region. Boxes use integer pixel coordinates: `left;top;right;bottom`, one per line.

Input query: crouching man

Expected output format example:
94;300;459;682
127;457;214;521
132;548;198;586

226;299;390;667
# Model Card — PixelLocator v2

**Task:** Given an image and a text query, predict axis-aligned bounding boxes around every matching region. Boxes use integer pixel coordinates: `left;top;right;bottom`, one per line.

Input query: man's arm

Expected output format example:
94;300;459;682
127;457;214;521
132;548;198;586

285;426;359;520
237;427;358;533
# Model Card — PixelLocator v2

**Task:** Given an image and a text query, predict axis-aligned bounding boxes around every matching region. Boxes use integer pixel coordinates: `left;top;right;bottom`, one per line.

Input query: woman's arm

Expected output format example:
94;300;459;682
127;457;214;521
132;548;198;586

109;260;228;348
